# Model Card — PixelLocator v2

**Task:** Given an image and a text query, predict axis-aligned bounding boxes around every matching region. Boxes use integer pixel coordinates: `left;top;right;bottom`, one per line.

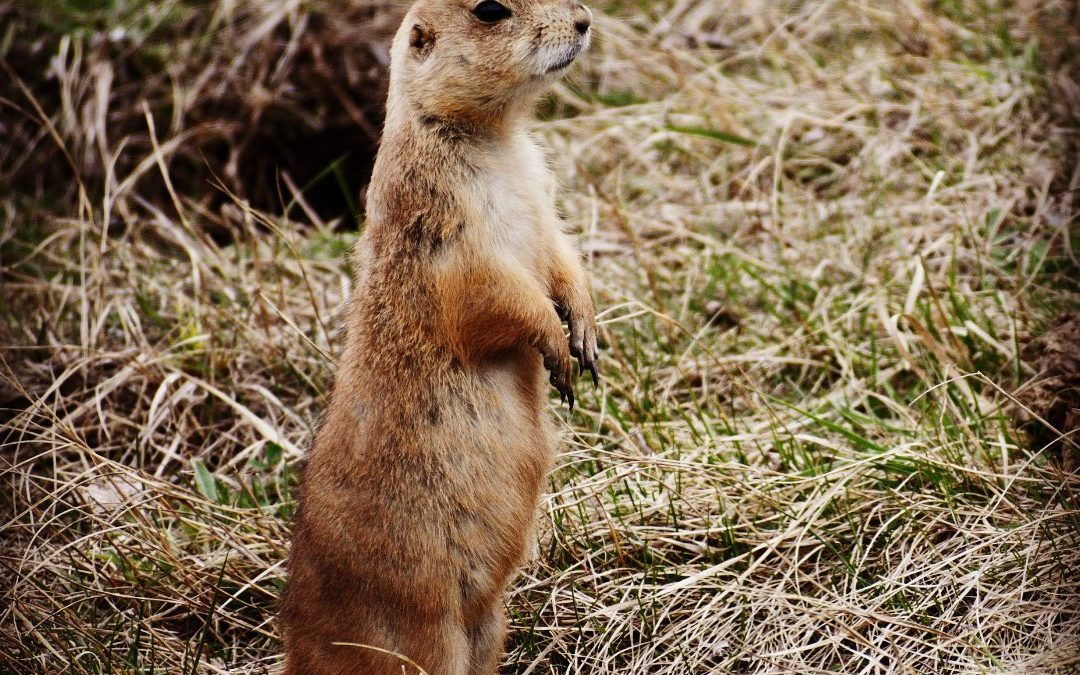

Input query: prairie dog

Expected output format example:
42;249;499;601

280;1;597;673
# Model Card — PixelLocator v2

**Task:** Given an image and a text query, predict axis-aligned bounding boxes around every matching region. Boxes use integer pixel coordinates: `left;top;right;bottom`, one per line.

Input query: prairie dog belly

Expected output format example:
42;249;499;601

442;355;554;501
430;362;554;603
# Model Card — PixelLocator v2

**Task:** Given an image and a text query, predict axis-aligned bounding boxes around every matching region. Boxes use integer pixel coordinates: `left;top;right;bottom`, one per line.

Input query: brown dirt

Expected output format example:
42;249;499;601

1015;314;1080;468
0;0;403;225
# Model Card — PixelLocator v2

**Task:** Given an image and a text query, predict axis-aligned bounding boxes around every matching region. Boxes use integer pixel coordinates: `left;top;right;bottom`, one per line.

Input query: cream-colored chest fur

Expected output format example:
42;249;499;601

465;132;559;281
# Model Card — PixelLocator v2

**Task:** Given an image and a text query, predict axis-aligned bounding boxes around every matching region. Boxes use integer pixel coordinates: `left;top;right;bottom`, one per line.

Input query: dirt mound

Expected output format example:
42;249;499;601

1;0;403;224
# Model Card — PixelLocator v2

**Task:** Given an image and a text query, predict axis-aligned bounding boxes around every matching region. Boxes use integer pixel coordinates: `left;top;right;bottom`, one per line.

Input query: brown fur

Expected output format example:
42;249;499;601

280;1;596;673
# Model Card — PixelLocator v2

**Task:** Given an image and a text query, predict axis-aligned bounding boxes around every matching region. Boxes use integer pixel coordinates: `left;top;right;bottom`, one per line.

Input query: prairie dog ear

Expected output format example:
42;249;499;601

409;22;436;59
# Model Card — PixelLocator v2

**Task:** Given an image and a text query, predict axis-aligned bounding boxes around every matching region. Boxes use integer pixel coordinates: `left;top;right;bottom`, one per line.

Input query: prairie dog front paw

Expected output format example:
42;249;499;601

566;302;599;387
540;335;574;409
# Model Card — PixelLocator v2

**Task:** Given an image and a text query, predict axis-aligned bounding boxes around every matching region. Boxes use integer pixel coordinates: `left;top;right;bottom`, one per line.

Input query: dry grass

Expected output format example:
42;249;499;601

2;0;1079;673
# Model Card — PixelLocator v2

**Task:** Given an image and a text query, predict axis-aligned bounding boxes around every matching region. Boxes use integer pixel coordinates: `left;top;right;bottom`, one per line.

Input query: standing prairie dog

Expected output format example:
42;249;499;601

279;1;597;673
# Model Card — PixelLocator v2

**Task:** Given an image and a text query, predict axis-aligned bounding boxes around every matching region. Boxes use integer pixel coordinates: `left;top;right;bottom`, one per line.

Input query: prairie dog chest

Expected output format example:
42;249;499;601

468;134;558;269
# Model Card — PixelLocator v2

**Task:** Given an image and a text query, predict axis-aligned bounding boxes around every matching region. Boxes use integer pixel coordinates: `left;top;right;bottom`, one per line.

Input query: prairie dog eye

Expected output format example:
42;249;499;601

472;0;512;23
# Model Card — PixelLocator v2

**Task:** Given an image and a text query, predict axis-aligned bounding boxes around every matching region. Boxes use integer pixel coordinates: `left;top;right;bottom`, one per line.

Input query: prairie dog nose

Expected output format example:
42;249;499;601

573;3;592;35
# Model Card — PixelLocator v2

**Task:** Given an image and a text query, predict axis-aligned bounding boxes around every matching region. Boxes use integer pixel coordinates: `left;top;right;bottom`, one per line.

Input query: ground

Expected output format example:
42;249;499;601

1;0;1079;673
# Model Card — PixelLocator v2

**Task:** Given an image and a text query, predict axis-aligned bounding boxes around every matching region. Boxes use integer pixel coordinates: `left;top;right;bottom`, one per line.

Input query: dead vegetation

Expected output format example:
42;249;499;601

2;0;1079;673
1;0;402;220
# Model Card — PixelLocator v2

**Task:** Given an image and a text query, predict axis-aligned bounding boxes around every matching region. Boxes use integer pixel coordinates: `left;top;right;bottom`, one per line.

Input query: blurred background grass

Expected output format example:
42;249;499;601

1;0;1079;673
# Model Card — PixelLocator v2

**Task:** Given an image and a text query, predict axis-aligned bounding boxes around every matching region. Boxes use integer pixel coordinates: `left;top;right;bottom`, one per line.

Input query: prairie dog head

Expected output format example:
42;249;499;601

386;0;593;131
